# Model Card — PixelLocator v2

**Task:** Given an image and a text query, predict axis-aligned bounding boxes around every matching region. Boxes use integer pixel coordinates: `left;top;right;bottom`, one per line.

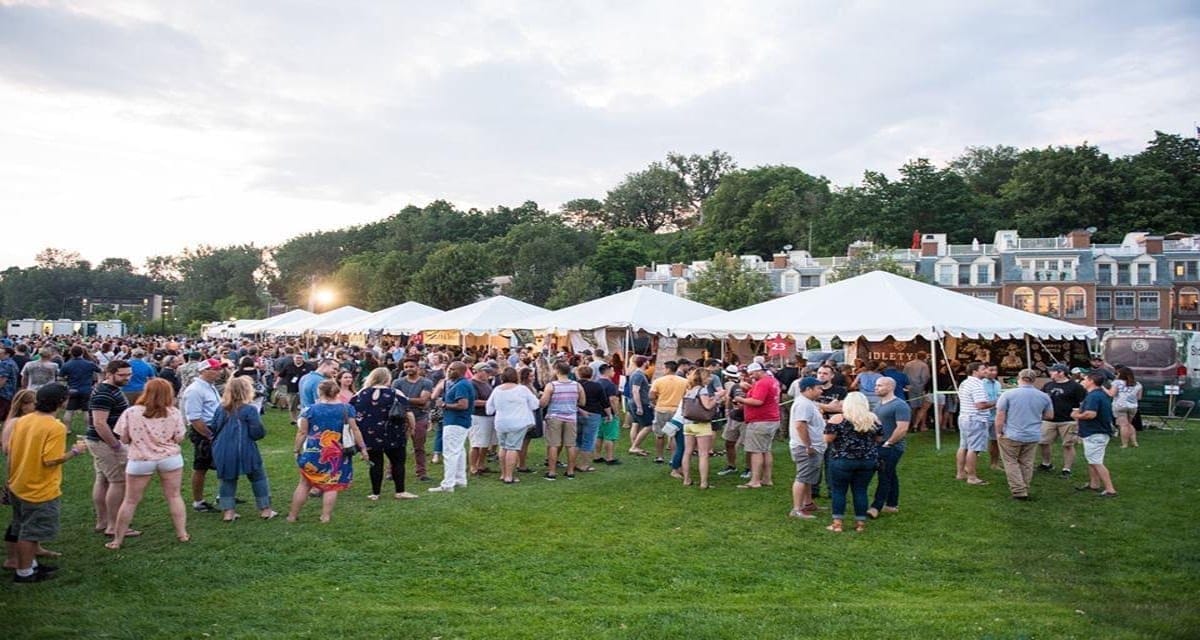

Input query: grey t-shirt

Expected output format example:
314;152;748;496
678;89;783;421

22;360;59;390
996;385;1052;443
394;376;434;419
875;397;912;452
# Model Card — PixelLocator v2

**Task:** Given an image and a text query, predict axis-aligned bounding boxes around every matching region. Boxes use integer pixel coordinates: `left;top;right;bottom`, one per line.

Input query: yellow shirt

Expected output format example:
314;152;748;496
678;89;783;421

6;413;67;503
650;374;690;411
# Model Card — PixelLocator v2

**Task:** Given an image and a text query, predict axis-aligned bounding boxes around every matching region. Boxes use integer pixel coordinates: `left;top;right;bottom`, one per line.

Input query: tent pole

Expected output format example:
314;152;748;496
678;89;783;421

932;335;941;451
1025;335;1033;374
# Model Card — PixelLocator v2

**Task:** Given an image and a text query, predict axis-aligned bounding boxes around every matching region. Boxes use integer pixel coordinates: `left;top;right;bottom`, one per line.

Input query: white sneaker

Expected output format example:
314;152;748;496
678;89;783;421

428;486;454;493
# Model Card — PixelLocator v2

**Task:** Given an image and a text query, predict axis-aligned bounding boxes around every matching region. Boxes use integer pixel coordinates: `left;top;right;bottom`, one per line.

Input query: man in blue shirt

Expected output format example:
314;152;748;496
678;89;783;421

124;348;157;405
995;369;1053;501
1072;372;1117;497
982;364;1002;471
0;347;20;419
59;345;101;432
299;359;338;410
430;362;475;494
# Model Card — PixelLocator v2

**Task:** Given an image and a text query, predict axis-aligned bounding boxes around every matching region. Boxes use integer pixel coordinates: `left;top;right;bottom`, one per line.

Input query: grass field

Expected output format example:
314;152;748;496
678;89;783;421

2;410;1198;639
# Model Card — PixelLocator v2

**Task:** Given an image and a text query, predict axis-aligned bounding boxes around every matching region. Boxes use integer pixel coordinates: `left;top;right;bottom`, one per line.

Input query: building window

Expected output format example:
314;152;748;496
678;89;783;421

1179;287;1199;315
1173;261;1199;280
1097;263;1113;284
973;292;998;304
1138;292;1159;320
1097;294;1112;321
936;264;955;286
975;264;991;285
1037;287;1061;317
1117;264;1131;285
1013;287;1034;313
1114;291;1135;320
800;275;821;288
1136;262;1153;285
958;264;971;286
1064;287;1087;319
781;272;798;294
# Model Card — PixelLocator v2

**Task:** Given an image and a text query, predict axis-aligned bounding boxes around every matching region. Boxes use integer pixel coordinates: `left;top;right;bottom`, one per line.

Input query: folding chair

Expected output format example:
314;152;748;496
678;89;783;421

1161;399;1195;431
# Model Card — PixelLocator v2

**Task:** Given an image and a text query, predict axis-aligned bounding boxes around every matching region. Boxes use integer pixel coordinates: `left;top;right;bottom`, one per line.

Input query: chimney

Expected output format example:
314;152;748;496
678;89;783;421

635;266;647;281
772;254;788;269
670;263;685;277
1144;236;1164;255
1067;229;1092;249
921;236;939;257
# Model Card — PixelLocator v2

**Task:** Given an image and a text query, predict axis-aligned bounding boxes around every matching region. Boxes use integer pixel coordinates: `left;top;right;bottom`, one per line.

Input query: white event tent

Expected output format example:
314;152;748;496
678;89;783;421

234;309;315;335
336;301;442;334
399;296;547;346
673;270;1097;448
267;306;369;336
519;286;724;336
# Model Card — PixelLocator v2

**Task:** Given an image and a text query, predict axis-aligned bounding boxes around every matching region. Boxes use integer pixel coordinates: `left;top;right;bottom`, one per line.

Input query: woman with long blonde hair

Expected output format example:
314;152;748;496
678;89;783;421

105;379;189;549
210;376;274;522
822;391;880;533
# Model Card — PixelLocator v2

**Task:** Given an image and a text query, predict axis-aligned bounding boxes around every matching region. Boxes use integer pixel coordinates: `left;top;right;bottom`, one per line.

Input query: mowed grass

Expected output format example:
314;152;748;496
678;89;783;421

2;410;1198;639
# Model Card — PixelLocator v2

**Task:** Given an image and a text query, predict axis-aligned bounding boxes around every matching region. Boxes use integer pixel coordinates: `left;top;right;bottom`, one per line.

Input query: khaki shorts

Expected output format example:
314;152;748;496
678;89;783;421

651;410;676;436
743;421;778;453
87;439;128;483
1113;407;1137;423
1040;420;1079;446
723;419;745;443
544;417;578;448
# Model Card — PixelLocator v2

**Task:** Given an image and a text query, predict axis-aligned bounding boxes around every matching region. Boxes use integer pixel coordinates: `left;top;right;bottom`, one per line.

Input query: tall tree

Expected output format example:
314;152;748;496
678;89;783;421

545;265;604;310
999;143;1124;241
699;165;832;257
407;243;492;310
176;245;266;322
687;252;773;310
666;149;737;217
602;164;690;232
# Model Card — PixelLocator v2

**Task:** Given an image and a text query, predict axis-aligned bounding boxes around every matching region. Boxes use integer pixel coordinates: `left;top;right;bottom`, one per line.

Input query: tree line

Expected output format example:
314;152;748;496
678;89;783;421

2;131;1196;326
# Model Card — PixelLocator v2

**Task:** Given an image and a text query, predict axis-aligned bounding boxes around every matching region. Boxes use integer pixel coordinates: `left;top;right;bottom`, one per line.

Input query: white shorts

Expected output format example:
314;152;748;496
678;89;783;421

125;454;185;476
1082;433;1110;465
469;415;497;448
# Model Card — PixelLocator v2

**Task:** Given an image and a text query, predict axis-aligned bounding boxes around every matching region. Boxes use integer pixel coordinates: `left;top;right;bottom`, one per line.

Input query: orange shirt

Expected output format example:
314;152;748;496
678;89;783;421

6;413;68;503
650;374;690;411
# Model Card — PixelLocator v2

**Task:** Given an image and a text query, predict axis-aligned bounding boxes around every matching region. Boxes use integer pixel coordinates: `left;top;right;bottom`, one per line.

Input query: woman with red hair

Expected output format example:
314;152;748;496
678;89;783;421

105;378;189;549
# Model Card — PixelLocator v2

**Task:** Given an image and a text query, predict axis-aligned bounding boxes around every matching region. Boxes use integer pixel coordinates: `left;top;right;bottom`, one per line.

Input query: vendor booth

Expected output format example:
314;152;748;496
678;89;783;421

673;270;1097;449
398;296;548;349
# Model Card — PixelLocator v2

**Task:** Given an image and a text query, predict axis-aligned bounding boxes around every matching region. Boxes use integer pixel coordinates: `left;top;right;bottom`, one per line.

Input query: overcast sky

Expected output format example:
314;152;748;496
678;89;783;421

1;0;1196;269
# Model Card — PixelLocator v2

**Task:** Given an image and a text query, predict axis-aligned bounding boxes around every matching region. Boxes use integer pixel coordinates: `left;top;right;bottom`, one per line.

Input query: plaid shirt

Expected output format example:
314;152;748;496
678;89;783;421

0;357;19;400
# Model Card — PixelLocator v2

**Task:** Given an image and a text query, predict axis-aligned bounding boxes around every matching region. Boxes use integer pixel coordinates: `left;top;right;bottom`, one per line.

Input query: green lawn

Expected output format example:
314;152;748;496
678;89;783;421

3;411;1198;639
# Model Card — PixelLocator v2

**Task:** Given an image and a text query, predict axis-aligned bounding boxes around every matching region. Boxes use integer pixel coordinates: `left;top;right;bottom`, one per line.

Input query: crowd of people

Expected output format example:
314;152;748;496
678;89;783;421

1;333;1137;583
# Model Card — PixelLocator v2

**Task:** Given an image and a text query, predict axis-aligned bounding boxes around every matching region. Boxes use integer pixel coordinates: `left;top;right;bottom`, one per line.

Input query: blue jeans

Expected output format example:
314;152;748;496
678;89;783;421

669;426;686;470
871;446;904;510
576;413;601;454
433;422;444;455
218;468;271;511
829;458;876;521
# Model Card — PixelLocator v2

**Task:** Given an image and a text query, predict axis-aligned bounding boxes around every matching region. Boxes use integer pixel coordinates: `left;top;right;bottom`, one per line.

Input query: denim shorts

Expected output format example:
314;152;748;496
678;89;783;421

496;427;527;451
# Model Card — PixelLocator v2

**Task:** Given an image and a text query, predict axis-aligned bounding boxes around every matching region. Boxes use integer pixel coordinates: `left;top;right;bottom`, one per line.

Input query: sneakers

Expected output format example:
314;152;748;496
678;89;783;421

739;471;752;480
1060;469;1072;478
418;475;432;482
788;509;816;520
717;465;737;476
653;457;665;464
13;565;57;583
1037;463;1054;472
544;472;557;481
605;459;622;466
427;486;454;493
193;501;217;513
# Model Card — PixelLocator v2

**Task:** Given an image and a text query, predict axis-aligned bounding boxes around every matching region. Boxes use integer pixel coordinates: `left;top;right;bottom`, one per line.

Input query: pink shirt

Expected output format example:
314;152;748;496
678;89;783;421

744;374;781;423
114;405;186;461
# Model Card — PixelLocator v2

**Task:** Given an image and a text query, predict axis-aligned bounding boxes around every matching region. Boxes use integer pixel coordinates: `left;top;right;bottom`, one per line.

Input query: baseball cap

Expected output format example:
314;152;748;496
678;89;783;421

198;358;227;372
746;362;764;373
1049;363;1069;373
473;362;495;372
797;376;820;391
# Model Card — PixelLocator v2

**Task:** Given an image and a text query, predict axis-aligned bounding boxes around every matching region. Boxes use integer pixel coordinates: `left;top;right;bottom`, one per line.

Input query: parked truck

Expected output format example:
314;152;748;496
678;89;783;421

1100;329;1200;415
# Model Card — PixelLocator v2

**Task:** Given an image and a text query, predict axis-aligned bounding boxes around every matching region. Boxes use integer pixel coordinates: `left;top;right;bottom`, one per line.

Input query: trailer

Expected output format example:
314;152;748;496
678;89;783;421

4;318;125;338
6;319;40;337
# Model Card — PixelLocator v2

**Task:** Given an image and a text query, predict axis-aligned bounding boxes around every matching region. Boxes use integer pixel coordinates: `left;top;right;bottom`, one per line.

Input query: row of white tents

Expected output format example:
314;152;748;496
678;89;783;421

223;271;1094;343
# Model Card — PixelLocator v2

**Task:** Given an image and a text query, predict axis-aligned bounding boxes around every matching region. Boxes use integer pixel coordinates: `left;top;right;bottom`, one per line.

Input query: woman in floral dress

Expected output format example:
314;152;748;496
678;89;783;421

287;379;367;523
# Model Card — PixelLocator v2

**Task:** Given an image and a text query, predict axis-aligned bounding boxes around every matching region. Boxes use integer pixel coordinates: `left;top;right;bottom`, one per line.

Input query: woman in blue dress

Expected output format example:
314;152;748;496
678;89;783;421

286;379;367;523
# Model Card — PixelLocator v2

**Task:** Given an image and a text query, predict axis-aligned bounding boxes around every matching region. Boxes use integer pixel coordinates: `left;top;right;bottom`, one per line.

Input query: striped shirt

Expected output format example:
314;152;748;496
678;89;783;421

546;380;579;422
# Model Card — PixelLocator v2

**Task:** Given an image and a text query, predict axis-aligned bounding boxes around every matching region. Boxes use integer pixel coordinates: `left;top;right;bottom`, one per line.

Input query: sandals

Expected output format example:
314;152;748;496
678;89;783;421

866;508;880;519
736;484;762;490
855;521;866;533
105;529;142;538
966;479;989;486
826;520;844;533
260;511;280;520
394;492;418;500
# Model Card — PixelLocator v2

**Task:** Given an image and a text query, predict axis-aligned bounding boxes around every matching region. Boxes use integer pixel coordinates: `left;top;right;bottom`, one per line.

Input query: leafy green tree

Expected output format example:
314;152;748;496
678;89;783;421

366;250;421;310
666;149;737;216
545;265;604;310
504;221;596;306
827;247;925;283
587;231;658;294
603;164;690;232
999;143;1124;241
1117;131;1200;233
176;245;266;322
687;252;773;310
558;198;605;229
699;165;831;256
407;242;492;310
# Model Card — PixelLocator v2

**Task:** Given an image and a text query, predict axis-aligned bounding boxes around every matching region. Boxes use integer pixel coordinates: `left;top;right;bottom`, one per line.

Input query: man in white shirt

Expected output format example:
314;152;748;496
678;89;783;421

788;377;826;519
955;361;994;486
